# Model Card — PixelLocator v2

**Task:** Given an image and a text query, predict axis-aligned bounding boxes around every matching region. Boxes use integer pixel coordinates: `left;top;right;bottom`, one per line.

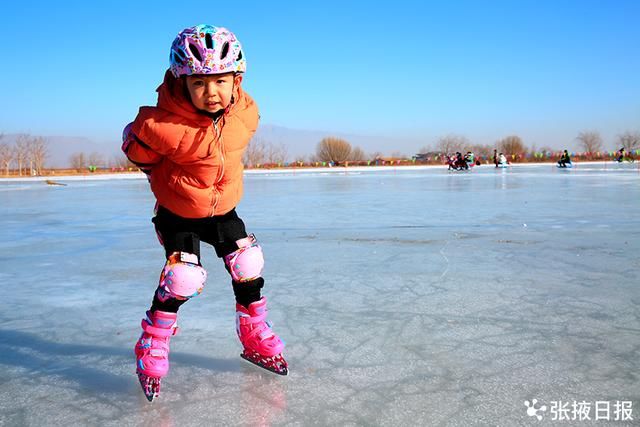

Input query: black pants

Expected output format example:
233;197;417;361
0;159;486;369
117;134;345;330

150;206;263;312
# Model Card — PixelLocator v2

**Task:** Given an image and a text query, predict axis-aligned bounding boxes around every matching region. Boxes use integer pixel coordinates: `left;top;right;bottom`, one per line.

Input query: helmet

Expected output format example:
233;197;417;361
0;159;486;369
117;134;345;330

169;24;246;77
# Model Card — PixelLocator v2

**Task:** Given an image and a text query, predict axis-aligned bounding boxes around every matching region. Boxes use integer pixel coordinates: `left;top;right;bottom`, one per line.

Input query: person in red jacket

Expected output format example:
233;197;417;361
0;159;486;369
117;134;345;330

122;24;287;401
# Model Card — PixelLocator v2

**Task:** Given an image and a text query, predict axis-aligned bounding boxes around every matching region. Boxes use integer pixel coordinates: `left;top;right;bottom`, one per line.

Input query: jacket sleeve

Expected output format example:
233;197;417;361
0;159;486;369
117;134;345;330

121;122;161;171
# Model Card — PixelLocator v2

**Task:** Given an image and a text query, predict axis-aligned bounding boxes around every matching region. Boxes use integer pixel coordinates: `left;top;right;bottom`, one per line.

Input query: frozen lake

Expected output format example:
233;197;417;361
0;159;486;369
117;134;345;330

1;162;639;426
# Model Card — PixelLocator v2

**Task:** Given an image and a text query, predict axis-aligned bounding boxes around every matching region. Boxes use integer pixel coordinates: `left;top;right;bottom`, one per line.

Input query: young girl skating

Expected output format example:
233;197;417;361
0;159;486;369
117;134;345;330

122;24;288;401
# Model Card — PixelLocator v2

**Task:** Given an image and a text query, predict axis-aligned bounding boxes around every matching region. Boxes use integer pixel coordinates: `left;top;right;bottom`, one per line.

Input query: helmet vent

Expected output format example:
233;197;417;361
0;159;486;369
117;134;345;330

220;41;230;60
173;48;186;61
188;43;202;62
237;50;243;61
205;33;213;49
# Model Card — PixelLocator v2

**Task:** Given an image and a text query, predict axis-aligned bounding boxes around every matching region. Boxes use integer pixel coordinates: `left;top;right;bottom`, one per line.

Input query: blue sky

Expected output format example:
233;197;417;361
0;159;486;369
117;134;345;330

1;0;638;152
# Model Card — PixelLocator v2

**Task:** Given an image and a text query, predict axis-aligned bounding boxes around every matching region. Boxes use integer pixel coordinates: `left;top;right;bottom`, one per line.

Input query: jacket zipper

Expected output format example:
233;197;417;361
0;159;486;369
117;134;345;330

210;118;226;216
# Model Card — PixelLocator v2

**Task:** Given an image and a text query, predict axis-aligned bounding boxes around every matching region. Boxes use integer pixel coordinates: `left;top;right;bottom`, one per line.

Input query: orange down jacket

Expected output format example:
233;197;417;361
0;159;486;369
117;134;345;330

124;70;259;218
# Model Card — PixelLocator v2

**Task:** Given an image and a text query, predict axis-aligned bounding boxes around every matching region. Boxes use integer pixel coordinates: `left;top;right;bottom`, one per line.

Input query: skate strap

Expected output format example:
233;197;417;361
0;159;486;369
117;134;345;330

141;320;178;337
149;347;168;357
244;319;276;342
238;312;267;325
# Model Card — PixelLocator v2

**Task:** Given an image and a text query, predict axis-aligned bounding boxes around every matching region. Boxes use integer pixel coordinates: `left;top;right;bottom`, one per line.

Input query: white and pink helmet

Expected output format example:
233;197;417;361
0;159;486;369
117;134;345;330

169;24;246;77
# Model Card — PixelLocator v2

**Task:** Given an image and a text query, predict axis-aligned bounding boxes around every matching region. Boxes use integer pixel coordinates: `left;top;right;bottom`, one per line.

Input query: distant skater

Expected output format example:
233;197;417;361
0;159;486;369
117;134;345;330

557;149;572;167
122;24;288;401
464;151;474;167
493;149;499;168
456;152;468;170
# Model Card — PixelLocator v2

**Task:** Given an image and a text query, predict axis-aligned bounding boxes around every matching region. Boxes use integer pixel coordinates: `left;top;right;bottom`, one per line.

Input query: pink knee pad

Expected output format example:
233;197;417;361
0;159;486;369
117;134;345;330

224;234;264;282
158;252;207;300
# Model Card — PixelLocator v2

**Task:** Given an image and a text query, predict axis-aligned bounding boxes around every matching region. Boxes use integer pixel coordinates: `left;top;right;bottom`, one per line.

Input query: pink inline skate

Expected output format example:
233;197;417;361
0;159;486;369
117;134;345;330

134;310;179;401
236;297;288;375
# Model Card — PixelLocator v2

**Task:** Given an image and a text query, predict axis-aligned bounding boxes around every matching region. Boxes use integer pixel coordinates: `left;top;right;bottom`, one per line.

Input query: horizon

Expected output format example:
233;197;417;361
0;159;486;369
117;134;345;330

1;1;639;157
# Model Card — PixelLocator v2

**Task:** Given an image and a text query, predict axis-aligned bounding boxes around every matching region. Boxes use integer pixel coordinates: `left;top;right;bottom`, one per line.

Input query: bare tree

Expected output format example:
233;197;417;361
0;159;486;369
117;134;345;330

15;134;30;176
349;146;367;162
70;152;87;170
498;135;526;156
265;142;288;165
243;138;288;166
315;137;352;164
28;136;48;175
390;151;407;159
0;142;13;176
110;154;136;169
88;152;106;168
244;137;267;166
617;131;640;152
436;134;468;154
576;131;603;153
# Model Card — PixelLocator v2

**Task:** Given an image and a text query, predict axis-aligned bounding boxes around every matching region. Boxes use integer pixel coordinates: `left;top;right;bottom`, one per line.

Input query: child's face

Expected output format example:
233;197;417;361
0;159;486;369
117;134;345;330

185;73;242;113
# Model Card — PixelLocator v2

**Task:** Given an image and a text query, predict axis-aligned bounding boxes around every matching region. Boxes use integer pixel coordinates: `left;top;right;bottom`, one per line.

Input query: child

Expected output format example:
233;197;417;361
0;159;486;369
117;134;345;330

122;24;288;402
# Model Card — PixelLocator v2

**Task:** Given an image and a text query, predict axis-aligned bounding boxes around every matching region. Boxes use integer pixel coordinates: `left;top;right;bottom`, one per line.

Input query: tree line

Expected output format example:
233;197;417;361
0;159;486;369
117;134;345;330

304;130;640;166
0;134;48;176
0;133;140;176
1;129;639;175
68;151;135;171
242;137;370;167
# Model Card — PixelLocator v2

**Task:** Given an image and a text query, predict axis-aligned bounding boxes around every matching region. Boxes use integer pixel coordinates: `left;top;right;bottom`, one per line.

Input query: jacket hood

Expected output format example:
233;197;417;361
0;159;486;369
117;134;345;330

156;70;249;128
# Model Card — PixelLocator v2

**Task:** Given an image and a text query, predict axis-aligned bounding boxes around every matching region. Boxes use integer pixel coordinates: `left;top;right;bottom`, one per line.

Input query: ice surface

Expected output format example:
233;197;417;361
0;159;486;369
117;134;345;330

1;162;639;426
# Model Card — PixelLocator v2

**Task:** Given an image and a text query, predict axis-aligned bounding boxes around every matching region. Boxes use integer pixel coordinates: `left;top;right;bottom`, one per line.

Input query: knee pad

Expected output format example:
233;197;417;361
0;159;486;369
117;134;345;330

157;252;207;300
224;234;264;282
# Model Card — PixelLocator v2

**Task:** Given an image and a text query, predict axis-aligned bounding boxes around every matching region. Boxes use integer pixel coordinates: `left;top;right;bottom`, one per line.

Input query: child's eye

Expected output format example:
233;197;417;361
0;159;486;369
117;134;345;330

192;80;204;87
